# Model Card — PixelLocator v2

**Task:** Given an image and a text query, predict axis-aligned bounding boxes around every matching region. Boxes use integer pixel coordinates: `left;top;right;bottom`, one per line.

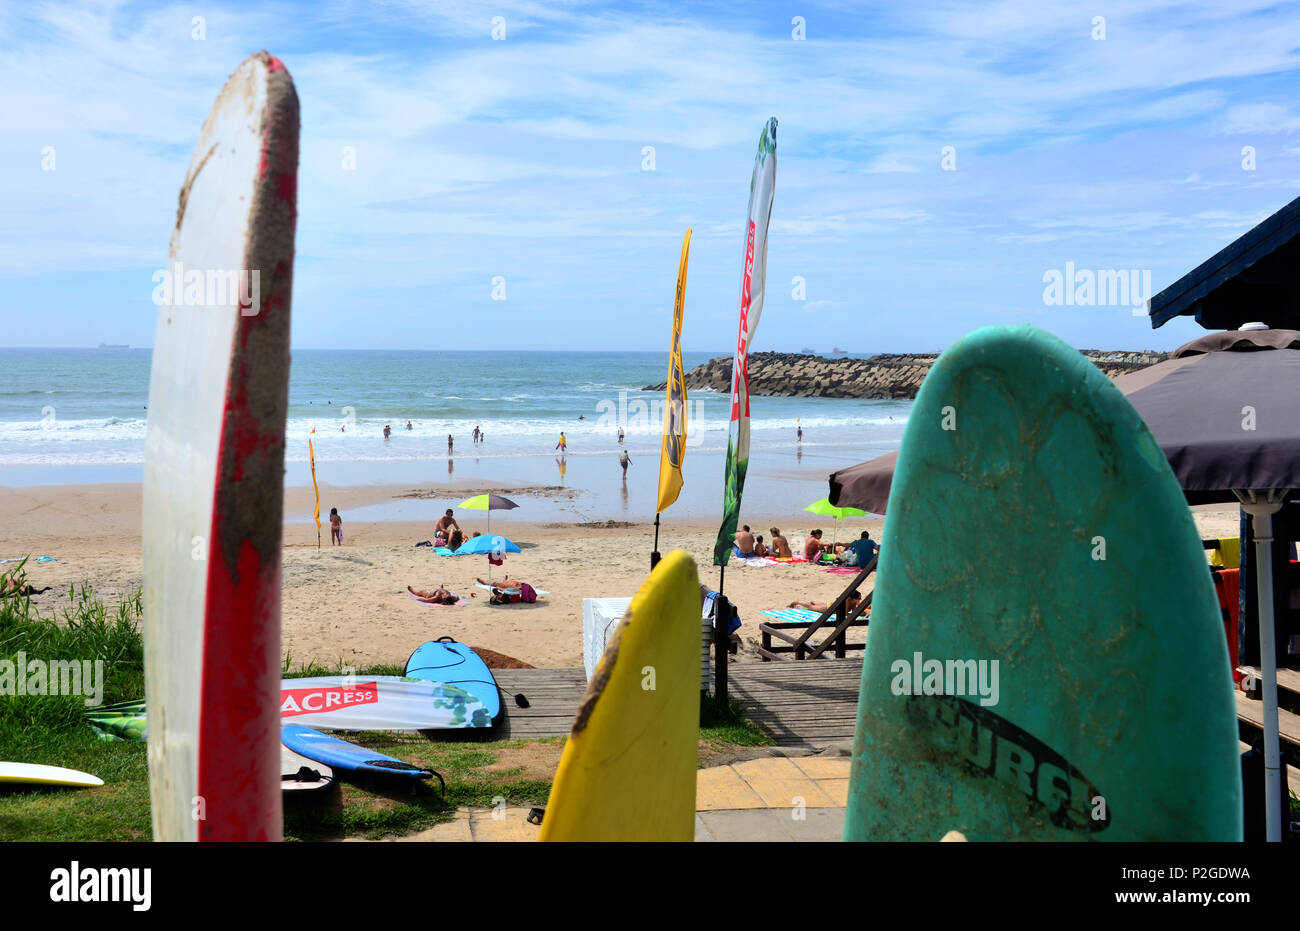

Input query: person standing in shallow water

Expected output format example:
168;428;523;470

619;448;631;478
556;431;567;453
447;434;454;455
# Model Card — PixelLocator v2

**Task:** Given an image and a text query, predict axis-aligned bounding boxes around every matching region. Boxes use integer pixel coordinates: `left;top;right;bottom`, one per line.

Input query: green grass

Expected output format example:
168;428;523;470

1;560;151;840
283;736;558;841
699;692;772;747
0;573;556;841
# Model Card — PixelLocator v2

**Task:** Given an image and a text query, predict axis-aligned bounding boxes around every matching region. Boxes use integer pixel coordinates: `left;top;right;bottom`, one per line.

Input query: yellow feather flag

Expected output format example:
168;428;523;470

309;431;321;539
656;228;691;513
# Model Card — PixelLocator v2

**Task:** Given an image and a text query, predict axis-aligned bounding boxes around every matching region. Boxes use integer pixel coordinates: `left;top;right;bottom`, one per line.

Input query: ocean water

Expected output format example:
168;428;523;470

0;348;910;520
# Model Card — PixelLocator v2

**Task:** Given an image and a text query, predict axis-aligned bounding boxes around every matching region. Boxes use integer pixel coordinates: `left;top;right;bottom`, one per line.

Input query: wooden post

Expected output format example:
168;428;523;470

714;595;730;706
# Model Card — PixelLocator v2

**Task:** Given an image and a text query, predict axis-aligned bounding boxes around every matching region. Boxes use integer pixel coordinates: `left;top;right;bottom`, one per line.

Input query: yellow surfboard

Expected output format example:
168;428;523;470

539;550;700;842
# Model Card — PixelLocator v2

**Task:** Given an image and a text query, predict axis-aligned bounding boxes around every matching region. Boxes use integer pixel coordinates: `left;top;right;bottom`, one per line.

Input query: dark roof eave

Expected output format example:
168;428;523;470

1148;195;1300;329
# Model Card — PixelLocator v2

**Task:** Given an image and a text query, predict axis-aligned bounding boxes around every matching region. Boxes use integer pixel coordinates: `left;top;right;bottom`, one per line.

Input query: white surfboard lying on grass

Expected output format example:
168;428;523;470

0;763;104;788
142;51;299;842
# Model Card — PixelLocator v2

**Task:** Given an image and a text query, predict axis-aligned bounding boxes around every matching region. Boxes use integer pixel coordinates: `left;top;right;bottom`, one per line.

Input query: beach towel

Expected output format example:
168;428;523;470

1210;537;1242;569
702;589;743;634
767;556;808;564
407;592;469;607
433;547;454;556
760;607;822;624
1;556;56;563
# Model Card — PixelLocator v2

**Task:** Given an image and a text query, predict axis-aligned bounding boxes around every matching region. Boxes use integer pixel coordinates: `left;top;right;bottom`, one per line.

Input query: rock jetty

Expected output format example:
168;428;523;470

644;350;1168;400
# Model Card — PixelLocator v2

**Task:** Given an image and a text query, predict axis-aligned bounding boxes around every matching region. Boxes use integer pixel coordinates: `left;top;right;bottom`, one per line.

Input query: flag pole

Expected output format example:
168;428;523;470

709;119;776;583
309;432;321;549
654;227;692;570
651;513;661;570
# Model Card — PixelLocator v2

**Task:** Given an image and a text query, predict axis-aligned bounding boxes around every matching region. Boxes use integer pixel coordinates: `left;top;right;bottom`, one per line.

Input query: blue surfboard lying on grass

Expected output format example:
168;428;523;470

281;725;434;781
404;638;502;722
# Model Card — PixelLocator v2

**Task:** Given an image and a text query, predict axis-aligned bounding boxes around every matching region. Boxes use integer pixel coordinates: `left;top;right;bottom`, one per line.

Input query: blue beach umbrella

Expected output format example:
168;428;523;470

453;535;522;556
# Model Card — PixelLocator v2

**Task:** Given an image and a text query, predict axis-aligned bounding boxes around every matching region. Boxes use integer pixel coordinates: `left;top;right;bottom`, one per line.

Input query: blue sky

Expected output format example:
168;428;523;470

2;0;1298;352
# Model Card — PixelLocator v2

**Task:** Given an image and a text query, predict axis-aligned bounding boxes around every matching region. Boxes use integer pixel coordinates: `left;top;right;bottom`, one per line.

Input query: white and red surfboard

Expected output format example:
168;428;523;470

142;51;299;841
279;677;493;730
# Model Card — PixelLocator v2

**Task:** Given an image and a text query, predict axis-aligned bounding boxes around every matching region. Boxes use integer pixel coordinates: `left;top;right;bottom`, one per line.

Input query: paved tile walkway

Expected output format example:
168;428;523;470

379;756;851;842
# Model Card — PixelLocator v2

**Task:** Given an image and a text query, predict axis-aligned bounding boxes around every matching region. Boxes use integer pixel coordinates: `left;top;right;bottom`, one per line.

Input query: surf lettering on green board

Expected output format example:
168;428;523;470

905;694;1108;833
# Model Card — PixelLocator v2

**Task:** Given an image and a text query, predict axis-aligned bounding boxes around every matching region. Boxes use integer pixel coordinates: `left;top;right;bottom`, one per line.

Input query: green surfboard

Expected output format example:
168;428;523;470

844;325;1241;841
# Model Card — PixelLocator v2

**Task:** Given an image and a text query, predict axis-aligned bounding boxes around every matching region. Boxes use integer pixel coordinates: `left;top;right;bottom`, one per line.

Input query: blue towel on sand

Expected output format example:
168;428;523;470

760;607;821;624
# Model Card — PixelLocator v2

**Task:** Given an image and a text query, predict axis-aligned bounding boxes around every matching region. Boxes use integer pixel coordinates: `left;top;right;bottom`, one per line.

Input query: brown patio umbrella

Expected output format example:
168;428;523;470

829;326;1300;839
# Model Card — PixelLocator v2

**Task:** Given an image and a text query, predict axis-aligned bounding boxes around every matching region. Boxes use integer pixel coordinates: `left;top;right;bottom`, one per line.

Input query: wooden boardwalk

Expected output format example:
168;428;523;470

487;660;863;746
729;659;862;745
491;660;1294;759
490;667;588;740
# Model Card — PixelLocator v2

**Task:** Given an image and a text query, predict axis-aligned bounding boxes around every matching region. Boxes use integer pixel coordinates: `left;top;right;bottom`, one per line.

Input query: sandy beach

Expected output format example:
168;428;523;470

0;481;1245;671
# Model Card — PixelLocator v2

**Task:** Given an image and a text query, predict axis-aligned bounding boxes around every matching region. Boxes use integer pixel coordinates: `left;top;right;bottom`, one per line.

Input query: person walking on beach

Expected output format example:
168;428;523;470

619;449;631;477
556;431;567;453
770;528;792;558
330;507;343;545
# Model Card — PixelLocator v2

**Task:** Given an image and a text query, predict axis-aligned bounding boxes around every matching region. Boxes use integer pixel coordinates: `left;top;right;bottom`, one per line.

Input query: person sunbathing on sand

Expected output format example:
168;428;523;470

803;529;826;560
732;525;756;558
2;576;51;598
769;528;792;558
477;576;523;589
408;585;460;605
754;534;769;557
790;590;862;614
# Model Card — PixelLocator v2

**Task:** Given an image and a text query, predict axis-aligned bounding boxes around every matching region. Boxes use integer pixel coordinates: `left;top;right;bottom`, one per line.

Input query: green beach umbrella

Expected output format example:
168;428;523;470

804;496;865;551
